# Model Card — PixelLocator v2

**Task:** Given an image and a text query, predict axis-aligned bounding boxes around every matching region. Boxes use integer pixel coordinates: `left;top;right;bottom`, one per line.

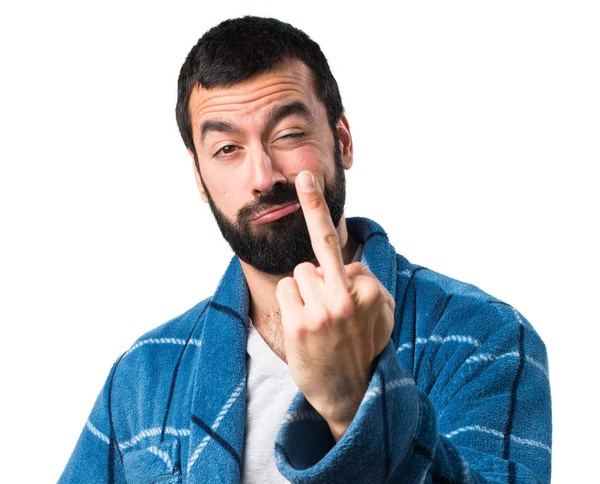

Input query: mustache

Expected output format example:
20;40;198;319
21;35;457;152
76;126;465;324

237;183;300;221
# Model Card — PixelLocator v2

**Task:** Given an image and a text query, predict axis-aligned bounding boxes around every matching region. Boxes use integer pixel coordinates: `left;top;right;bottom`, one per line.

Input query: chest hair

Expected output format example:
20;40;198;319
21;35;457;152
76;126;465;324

253;310;287;363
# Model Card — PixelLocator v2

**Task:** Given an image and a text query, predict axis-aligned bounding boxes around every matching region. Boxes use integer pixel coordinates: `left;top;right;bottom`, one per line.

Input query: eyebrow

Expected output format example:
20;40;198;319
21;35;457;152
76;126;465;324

199;101;314;144
265;101;315;127
200;120;239;143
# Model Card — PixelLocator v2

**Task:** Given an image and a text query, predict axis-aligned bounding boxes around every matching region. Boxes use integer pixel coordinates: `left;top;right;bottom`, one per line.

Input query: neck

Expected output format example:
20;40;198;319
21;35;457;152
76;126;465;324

239;215;358;359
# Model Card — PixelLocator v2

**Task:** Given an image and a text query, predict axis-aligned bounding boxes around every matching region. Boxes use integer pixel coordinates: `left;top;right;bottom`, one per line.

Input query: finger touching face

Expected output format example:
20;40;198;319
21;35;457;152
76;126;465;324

295;171;349;288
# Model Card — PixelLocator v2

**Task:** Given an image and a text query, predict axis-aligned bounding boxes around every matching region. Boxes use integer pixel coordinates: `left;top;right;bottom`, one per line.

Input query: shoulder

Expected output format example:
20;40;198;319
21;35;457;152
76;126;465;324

396;255;545;351
108;298;210;408
393;257;549;395
118;297;210;370
122;297;210;361
398;254;495;303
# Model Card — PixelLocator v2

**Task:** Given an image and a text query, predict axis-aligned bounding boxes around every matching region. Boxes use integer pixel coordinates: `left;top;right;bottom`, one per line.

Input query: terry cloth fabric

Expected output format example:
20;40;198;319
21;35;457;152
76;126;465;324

59;217;552;483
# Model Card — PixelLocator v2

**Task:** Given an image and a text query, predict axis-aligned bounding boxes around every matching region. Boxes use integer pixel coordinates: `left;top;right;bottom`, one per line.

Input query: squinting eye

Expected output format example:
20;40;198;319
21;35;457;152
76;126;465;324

281;132;305;139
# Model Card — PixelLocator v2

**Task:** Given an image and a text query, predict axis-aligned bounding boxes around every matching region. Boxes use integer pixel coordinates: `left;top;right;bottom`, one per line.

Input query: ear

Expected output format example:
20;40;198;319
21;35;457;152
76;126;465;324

188;148;209;203
336;113;353;170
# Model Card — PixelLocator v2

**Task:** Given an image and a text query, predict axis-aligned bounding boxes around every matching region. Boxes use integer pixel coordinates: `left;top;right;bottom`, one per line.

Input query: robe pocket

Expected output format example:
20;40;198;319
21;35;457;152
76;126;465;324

123;439;182;484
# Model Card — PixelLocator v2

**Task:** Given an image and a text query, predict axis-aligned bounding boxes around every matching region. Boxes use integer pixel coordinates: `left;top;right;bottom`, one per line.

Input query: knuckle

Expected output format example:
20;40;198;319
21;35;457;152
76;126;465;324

363;278;382;303
331;295;355;319
386;290;396;310
388;299;396;312
311;307;332;329
293;261;315;279
277;276;293;289
276;276;294;295
304;193;324;210
292;322;309;339
322;232;341;250
345;262;363;277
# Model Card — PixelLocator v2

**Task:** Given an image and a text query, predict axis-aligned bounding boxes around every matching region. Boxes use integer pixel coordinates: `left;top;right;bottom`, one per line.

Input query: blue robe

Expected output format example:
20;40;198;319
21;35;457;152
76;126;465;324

59;217;551;483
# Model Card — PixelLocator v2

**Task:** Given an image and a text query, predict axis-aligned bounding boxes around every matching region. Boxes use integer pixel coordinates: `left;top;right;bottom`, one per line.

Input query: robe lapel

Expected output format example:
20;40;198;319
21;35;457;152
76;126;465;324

347;217;398;297
186;257;249;483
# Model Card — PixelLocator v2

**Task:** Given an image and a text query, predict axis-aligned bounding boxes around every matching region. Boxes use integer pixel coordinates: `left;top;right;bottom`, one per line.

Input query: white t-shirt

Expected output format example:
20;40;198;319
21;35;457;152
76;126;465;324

241;245;364;483
241;318;298;483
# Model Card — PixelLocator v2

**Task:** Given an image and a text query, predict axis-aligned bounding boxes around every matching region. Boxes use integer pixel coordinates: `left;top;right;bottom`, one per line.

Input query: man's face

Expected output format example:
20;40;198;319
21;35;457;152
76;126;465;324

188;60;353;275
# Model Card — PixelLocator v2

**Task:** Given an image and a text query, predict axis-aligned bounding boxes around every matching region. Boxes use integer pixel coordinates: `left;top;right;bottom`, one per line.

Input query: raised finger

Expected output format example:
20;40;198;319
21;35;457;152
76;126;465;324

295;171;348;287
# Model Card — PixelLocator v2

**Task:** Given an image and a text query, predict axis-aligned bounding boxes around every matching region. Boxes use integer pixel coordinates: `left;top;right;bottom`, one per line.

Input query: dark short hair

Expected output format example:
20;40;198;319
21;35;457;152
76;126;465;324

175;16;344;164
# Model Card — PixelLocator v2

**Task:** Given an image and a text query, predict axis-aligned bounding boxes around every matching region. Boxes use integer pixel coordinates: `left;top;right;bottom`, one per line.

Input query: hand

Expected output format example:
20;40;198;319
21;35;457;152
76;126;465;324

276;171;395;441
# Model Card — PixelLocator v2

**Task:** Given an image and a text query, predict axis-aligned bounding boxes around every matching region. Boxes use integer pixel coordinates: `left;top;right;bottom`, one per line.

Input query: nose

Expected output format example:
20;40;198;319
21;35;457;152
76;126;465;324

249;148;286;197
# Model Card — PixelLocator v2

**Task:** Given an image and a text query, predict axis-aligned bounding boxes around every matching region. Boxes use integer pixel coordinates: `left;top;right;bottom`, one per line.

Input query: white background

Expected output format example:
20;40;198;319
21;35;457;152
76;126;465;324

0;1;598;482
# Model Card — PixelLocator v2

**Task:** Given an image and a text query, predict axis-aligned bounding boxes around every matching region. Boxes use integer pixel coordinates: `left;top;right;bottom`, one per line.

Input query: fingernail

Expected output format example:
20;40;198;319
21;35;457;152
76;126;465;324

297;171;316;192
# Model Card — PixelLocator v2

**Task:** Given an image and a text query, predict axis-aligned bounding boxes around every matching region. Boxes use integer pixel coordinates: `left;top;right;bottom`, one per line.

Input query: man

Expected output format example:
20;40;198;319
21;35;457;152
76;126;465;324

60;16;551;483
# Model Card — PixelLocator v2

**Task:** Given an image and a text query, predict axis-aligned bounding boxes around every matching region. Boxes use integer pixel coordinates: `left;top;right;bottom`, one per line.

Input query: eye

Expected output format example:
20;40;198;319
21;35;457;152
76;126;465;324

214;145;238;157
279;132;305;140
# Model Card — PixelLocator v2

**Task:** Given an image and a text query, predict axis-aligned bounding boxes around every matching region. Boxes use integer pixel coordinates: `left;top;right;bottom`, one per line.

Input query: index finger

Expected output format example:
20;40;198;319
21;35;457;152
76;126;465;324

296;171;349;287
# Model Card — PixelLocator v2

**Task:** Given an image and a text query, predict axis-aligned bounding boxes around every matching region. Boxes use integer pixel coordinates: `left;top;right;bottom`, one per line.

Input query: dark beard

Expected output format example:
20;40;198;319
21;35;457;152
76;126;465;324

199;141;346;275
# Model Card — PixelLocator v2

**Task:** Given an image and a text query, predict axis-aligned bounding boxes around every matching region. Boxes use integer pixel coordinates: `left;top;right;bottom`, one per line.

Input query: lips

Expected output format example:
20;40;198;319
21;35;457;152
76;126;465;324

252;201;301;225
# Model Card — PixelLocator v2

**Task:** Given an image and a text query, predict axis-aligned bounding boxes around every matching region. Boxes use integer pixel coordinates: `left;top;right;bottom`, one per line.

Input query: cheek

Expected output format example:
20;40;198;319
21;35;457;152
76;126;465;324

278;145;330;177
200;167;244;216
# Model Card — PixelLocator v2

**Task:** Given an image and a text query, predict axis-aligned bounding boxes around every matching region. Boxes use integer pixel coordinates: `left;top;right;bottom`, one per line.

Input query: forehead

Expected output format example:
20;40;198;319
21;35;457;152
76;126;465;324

188;61;323;133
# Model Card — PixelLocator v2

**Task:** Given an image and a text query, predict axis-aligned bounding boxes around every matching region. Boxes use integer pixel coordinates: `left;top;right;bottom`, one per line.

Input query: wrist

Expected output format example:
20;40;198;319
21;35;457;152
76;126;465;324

319;391;364;442
327;417;352;443
316;366;375;440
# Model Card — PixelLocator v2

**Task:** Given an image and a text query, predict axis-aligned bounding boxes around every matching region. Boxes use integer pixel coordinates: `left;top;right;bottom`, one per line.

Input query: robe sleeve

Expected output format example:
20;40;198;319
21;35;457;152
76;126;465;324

275;299;552;483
